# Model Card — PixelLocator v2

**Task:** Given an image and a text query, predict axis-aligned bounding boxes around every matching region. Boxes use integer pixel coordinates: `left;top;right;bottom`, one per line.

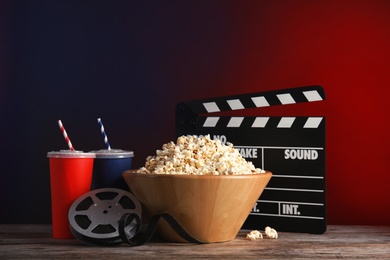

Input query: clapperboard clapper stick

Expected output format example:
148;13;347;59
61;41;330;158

176;85;326;234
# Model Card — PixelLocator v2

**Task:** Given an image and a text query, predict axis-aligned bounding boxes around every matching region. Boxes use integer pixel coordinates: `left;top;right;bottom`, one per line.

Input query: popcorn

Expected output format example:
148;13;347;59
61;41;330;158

137;135;266;175
246;226;278;241
246;230;263;241
264;226;278;239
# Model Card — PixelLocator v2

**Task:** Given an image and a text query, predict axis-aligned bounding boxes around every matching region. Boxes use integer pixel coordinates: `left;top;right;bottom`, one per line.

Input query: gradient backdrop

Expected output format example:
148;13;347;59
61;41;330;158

1;0;389;225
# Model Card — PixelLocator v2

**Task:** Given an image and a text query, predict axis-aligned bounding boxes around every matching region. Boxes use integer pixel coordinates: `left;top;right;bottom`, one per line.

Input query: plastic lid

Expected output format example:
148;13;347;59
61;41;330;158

89;149;134;159
47;150;96;158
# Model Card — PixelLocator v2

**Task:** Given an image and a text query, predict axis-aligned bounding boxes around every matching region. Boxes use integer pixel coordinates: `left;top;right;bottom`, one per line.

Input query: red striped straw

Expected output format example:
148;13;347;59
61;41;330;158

58;120;75;150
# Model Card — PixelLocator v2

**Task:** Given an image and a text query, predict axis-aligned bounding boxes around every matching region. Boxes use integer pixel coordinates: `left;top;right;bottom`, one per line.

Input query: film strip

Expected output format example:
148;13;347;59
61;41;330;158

68;188;206;246
176;85;326;234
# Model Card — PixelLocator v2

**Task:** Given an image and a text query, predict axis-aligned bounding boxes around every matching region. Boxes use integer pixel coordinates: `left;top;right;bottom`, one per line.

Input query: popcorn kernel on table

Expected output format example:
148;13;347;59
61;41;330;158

246;230;263;241
265;226;278;239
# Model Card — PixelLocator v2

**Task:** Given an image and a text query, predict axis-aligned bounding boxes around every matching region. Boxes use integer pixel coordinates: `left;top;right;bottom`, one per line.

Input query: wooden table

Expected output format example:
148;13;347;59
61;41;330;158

0;225;389;259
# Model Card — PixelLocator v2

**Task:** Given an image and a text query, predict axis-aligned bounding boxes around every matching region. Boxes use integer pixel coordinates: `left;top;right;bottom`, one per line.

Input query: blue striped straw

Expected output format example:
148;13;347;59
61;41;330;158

97;118;111;150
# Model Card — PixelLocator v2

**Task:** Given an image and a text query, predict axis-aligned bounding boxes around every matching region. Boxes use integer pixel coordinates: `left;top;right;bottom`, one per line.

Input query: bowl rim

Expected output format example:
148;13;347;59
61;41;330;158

122;170;272;179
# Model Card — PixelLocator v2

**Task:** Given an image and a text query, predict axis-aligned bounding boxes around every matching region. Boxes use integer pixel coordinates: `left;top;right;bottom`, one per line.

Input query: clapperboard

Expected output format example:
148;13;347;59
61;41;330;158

176;85;326;234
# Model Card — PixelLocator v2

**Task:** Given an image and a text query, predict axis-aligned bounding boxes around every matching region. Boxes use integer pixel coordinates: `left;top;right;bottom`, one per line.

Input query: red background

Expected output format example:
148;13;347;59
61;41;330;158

214;1;390;225
1;0;389;225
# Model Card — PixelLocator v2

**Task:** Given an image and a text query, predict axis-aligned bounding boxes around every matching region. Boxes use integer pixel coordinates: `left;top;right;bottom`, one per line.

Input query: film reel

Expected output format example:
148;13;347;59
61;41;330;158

68;188;142;246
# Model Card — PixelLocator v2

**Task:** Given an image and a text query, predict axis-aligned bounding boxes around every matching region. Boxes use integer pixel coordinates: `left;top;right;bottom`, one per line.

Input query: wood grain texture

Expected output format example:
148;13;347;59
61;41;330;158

1;225;389;259
122;170;272;243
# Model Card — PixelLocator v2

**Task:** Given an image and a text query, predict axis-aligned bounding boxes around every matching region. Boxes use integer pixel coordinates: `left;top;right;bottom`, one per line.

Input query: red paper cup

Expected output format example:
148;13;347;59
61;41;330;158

47;150;95;239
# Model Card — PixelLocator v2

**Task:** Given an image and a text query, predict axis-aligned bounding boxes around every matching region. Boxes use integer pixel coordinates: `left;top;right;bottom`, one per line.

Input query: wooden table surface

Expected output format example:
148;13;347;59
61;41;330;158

0;225;389;259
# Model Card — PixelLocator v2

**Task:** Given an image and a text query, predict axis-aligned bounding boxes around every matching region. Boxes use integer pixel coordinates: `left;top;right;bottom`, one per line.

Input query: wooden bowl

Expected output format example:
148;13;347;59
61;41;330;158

122;170;272;243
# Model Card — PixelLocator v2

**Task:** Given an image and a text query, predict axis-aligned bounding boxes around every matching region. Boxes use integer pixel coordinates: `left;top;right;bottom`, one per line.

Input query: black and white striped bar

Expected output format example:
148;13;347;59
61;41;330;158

176;85;325;117
201;116;324;128
203;88;323;113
